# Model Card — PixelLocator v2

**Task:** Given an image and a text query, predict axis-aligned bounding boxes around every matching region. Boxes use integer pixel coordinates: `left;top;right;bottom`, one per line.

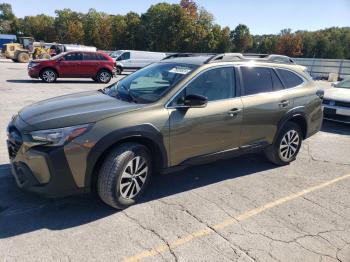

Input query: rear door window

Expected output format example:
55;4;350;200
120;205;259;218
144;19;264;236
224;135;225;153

241;67;273;95
271;69;284;91
276;69;304;88
83;53;98;61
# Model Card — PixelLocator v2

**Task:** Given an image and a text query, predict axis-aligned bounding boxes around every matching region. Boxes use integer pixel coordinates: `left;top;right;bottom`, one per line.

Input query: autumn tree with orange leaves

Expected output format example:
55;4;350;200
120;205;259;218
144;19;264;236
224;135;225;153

276;29;303;57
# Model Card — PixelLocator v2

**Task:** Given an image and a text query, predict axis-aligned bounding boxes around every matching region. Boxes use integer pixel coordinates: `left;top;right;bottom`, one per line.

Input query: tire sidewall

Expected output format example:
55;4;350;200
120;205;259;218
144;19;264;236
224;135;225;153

275;122;302;164
116;67;122;75
100;144;152;209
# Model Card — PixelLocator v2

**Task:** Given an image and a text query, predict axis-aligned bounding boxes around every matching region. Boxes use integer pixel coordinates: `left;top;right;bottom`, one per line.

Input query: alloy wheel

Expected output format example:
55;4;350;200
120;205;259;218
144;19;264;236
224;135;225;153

42;71;56;82
99;72;111;83
279;130;300;161
119;156;148;199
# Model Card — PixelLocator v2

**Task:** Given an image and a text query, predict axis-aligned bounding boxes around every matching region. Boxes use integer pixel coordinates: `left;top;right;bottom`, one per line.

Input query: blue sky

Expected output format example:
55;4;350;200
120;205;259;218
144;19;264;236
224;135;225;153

7;0;350;35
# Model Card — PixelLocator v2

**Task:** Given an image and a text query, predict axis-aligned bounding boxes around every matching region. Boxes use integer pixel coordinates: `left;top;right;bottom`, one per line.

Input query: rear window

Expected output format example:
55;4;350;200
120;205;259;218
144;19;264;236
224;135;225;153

277;69;304;88
241;67;273;95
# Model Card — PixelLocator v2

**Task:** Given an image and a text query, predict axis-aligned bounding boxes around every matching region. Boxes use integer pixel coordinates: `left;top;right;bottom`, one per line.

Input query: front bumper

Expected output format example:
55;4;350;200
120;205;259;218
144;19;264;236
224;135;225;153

7;121;86;197
323;105;350;124
27;66;40;78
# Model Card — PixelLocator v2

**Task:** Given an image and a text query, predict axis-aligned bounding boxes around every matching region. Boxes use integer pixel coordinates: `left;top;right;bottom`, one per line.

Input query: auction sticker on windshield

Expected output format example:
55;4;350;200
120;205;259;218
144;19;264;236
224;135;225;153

169;66;192;75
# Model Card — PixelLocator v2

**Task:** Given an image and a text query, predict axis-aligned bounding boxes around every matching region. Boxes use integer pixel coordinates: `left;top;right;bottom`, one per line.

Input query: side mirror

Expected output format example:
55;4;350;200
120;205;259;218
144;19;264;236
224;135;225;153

184;94;208;108
316;89;324;99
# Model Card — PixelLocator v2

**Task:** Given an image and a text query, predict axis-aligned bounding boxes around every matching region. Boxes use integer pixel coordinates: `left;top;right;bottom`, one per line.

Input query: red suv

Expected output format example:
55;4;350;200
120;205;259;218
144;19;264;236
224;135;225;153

28;51;115;83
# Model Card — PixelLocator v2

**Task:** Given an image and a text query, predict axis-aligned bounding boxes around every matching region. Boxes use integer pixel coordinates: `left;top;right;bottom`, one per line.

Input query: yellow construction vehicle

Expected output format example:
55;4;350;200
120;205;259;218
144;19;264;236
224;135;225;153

2;37;51;63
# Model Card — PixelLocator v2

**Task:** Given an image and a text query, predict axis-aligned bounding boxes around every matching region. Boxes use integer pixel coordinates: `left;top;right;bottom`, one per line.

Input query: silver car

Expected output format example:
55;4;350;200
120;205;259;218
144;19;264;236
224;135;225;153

323;79;350;123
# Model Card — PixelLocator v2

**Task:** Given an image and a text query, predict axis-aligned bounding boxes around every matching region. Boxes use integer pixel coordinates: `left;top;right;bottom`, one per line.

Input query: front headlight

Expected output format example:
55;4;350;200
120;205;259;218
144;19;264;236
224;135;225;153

28;62;39;69
30;124;93;146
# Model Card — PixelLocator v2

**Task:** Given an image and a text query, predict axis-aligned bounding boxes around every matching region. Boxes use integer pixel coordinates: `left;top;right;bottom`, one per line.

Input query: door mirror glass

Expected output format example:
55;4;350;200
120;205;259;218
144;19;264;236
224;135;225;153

184;94;208;108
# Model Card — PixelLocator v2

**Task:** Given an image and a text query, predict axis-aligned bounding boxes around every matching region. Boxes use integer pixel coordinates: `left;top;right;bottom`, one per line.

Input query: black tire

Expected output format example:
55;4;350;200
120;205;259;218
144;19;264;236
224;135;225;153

264;122;303;166
17;52;30;63
40;68;57;83
11;59;18;62
116;66;122;75
97;143;152;209
97;69;112;83
92;77;98;82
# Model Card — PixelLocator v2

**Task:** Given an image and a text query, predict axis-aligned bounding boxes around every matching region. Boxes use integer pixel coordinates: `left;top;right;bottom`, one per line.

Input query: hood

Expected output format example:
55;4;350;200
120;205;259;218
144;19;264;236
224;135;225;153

18;91;144;131
31;59;50;62
324;87;350;103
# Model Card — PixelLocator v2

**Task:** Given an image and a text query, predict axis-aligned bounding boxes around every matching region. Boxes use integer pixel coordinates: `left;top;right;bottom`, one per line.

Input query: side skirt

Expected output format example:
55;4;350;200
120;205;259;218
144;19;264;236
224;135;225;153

161;141;269;174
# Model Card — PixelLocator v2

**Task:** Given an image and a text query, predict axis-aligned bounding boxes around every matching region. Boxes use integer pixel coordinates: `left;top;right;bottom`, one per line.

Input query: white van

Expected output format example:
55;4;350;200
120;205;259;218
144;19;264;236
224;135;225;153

110;50;166;74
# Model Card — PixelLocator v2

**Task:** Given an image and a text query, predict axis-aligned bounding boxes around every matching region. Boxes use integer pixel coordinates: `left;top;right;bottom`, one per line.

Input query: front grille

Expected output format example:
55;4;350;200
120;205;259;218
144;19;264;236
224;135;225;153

7;126;23;160
323;99;350;108
324;111;350;123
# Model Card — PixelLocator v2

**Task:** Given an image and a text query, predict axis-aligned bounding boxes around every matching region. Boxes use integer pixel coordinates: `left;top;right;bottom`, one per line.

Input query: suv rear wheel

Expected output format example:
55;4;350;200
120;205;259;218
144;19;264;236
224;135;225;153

40;68;57;83
264;122;302;165
97;143;151;209
97;70;112;83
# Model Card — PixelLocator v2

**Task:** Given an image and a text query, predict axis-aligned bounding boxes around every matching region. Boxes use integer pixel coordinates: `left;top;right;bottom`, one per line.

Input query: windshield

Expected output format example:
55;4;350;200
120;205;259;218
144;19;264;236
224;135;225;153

105;62;197;103
51;52;67;60
110;51;123;58
337;79;350;89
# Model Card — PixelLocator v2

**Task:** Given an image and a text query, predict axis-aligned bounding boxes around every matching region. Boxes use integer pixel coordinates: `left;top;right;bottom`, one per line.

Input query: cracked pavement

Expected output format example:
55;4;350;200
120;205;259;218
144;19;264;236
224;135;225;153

0;61;350;262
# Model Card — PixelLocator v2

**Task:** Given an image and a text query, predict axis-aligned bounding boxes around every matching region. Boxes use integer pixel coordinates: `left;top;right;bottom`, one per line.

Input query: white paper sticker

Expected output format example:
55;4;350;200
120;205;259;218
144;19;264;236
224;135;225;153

168;66;192;75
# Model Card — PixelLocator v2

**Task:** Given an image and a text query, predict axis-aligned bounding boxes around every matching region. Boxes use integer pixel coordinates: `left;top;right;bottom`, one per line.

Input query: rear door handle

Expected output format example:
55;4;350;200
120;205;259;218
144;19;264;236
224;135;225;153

227;108;242;117
278;100;290;108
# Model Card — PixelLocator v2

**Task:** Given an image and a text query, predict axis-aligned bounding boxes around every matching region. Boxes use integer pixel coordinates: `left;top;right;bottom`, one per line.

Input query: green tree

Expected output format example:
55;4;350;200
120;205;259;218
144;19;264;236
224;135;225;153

55;9;85;44
0;3;18;33
142;3;190;51
21;15;56;41
230;24;253;52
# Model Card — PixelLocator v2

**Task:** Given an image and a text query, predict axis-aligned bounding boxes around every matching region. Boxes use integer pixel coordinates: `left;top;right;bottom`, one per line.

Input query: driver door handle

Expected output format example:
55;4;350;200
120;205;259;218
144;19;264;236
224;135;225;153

278;100;290;108
227;108;242;117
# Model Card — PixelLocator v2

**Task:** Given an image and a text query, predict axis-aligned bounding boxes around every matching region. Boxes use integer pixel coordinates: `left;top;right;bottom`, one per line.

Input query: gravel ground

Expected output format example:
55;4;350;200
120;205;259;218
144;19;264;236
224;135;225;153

0;60;349;262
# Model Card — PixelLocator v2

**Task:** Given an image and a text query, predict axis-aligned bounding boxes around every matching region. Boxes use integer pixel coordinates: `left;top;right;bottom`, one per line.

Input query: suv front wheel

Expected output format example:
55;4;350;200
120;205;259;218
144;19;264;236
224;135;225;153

264;122;302;165
97;143;152;209
40;68;57;83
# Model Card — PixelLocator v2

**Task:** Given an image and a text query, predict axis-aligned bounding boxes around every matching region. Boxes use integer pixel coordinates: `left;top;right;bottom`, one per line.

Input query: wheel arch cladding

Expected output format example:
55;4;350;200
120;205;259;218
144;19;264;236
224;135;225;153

278;109;308;140
84;124;168;190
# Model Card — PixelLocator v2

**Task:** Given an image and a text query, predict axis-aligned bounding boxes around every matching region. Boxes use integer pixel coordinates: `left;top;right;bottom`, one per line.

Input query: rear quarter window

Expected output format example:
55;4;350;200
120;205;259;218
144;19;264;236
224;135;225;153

98;54;108;60
277;69;304;88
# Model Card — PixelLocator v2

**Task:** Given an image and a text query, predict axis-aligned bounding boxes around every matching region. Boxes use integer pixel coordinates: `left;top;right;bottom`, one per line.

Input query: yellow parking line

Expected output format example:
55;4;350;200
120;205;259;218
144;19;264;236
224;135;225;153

122;173;350;262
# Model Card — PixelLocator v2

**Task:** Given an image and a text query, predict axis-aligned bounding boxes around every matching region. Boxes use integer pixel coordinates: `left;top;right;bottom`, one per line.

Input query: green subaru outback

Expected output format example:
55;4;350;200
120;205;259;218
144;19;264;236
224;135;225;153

7;53;323;209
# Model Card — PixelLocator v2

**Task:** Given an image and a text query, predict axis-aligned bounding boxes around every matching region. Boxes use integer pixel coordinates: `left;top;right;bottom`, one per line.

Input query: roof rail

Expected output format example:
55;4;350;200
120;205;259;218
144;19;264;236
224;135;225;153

163;52;216;60
205;53;295;64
